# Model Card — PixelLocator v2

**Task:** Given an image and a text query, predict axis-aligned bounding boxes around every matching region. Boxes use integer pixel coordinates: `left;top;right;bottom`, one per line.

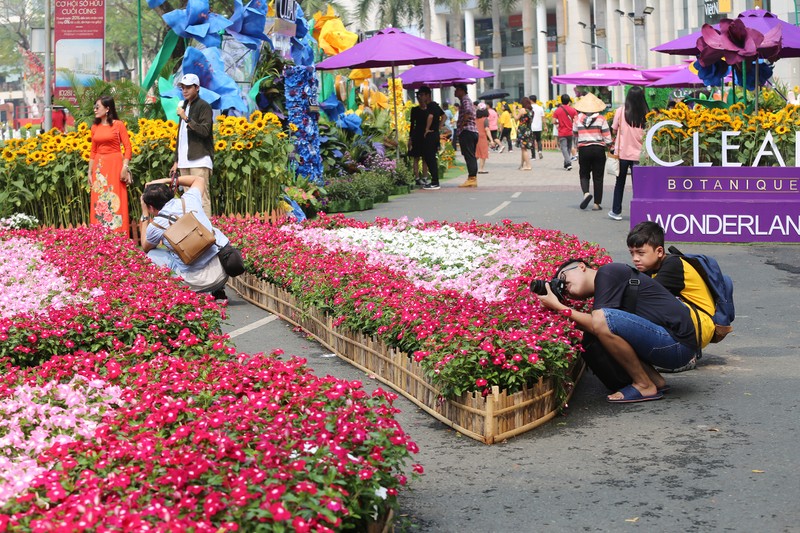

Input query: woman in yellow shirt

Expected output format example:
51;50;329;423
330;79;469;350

498;104;514;153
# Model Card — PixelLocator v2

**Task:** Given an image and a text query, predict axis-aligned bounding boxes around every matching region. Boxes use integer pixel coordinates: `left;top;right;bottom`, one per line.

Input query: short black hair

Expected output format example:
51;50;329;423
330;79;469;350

555;258;589;277
560;94;571;105
141;184;174;211
453;83;468;93
417;86;431;95
626;221;665;249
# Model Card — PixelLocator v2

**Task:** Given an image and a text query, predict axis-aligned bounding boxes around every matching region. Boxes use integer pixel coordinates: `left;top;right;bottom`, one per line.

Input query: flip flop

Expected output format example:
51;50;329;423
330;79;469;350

607;384;664;404
579;194;593;210
657;384;671;394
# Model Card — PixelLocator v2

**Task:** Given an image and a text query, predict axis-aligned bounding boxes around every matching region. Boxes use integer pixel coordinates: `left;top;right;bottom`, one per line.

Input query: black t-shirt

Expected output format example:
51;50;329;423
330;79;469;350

593;263;697;350
426;102;445;135
409;106;427;143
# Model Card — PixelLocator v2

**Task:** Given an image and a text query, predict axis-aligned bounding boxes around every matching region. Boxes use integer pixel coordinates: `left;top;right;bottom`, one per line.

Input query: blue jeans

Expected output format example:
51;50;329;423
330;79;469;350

602;309;696;370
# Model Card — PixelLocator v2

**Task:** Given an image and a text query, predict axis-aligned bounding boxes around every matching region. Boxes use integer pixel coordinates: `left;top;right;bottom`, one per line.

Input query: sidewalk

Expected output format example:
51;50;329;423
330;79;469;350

221;149;799;532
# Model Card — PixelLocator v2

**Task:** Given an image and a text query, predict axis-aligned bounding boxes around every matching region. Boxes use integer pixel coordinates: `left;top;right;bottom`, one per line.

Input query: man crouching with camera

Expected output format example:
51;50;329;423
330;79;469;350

533;259;699;403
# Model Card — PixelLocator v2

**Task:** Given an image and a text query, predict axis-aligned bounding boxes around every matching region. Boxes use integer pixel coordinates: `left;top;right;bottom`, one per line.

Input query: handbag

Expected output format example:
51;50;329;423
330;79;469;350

605;153;620;177
151;197;216;265
217;243;245;277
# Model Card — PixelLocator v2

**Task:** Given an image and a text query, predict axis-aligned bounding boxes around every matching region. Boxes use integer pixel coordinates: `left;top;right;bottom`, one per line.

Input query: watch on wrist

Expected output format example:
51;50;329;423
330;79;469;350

140;215;150;222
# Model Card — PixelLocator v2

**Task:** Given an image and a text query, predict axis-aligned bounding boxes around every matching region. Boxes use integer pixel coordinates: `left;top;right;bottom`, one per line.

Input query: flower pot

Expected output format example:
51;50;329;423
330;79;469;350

392;185;410;196
356;198;374;211
373;194;389;204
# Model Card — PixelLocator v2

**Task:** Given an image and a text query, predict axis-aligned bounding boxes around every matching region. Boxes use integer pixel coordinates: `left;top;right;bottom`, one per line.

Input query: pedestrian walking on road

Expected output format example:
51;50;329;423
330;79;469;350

515;98;533;171
499;104;514;152
476;104;492;174
454;84;479;187
573;92;612;211
529;95;545;160
609;86;648;220
552;94;578;171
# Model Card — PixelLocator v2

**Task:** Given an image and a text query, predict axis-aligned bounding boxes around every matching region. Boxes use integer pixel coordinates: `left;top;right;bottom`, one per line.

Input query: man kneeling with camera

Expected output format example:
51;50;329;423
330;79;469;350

533;260;699;403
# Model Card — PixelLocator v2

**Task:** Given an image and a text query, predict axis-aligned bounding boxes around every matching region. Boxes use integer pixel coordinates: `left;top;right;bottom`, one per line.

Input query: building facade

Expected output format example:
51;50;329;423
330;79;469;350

424;0;798;103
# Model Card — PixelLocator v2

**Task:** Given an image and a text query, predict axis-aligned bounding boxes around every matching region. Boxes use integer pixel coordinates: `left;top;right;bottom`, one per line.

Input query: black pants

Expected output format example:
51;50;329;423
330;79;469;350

578;144;606;206
422;134;440;186
531;130;543;154
459;130;479;177
500;127;513;150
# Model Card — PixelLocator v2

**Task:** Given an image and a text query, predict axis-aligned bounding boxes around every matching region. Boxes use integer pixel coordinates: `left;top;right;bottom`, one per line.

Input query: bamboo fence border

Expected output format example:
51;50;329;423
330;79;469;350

229;273;585;444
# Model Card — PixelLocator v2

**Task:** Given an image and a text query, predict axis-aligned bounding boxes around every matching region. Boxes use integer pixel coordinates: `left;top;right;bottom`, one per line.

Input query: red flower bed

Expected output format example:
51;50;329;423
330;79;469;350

217;215;611;399
0;227;420;531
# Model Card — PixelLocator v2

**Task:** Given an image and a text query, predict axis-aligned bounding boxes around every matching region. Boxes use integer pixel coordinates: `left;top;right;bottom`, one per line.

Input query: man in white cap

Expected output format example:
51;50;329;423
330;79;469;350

172;73;214;217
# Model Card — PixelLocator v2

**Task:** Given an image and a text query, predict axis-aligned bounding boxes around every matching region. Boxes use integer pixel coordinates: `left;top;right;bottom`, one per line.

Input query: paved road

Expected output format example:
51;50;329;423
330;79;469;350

223;148;800;532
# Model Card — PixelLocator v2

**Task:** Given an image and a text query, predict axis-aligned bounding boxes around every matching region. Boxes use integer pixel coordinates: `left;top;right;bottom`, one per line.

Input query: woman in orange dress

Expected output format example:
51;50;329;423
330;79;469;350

88;96;132;234
475;104;491;173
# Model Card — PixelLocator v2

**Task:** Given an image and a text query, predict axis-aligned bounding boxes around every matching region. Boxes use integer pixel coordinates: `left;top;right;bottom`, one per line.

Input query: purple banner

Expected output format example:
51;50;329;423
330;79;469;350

631;166;800;243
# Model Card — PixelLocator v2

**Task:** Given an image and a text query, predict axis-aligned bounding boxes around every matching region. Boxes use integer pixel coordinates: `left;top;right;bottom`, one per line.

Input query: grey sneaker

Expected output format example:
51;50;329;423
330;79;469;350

655;356;697;373
608;211;623;221
423;184;440;190
538;152;543;159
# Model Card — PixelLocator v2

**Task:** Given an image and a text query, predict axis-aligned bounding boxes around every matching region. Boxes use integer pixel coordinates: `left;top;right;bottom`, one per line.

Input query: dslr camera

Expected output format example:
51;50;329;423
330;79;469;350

530;277;568;304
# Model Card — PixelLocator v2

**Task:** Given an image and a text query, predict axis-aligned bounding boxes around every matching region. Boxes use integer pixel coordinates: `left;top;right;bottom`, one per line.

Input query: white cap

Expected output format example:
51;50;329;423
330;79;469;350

178;73;200;87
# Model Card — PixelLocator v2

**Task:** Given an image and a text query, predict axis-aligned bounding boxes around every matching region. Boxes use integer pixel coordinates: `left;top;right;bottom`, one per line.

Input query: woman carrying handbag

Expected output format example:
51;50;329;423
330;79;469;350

609;87;648;221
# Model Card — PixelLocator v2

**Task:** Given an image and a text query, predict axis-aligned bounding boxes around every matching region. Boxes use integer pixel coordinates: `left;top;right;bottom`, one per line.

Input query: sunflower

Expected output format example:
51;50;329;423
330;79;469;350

215;140;228;151
775;125;789;135
233;141;245;151
2;149;15;161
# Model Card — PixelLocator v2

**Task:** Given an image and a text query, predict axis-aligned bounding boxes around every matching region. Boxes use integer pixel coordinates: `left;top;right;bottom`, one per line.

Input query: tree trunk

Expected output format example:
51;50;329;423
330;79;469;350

491;0;501;89
451;6;463;51
423;0;432;40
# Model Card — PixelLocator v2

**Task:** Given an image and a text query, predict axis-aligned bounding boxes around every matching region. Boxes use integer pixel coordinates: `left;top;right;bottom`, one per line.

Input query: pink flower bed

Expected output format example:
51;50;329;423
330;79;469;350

217;215;611;399
0;227;420;531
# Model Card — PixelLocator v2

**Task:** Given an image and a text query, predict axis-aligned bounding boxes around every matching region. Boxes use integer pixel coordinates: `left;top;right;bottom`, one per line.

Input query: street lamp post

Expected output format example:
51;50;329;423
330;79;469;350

615;5;654;67
44;0;52;131
580;41;613;65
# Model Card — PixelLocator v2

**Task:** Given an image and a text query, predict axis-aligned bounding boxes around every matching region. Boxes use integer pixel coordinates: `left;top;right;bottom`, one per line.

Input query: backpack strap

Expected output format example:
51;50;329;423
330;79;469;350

620;266;641;314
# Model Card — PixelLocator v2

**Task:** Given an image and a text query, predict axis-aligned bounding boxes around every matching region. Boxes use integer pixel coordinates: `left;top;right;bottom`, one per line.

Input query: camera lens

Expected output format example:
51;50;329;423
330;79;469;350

530;279;547;295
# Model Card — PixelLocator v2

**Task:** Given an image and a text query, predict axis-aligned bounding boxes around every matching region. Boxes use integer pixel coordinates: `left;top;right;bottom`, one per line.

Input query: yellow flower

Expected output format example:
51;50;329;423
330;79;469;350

775;125;789;135
233;141;245;151
288;123;298;132
249;110;263;122
215;140;227;150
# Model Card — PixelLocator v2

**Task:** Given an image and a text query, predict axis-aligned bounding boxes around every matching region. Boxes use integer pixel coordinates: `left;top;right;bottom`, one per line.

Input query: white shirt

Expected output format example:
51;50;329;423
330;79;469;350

530;103;545;132
177;101;213;170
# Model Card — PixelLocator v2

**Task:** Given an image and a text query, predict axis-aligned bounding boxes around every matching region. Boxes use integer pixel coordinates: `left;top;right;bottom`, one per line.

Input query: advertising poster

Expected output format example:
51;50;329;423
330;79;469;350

54;0;105;102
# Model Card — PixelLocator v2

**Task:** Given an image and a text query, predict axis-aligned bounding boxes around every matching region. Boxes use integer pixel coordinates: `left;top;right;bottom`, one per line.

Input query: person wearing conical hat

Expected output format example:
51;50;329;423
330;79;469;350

572;92;612;211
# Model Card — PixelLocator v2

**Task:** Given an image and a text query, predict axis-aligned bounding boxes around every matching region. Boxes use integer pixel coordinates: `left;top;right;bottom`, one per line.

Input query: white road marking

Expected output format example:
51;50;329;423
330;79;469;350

227;315;279;339
511;192;521;198
485;201;512;217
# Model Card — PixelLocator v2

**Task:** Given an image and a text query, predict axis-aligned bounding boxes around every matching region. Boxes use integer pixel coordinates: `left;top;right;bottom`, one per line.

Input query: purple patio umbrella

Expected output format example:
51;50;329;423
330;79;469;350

551;67;649;86
316;28;476;70
395;78;477;90
652;9;800;58
399;61;492;86
646;65;731;88
316;27;476;158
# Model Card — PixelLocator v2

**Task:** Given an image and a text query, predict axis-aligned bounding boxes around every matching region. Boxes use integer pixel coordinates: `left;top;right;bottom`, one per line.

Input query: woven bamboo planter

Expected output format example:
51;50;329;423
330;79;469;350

229;273;584;444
